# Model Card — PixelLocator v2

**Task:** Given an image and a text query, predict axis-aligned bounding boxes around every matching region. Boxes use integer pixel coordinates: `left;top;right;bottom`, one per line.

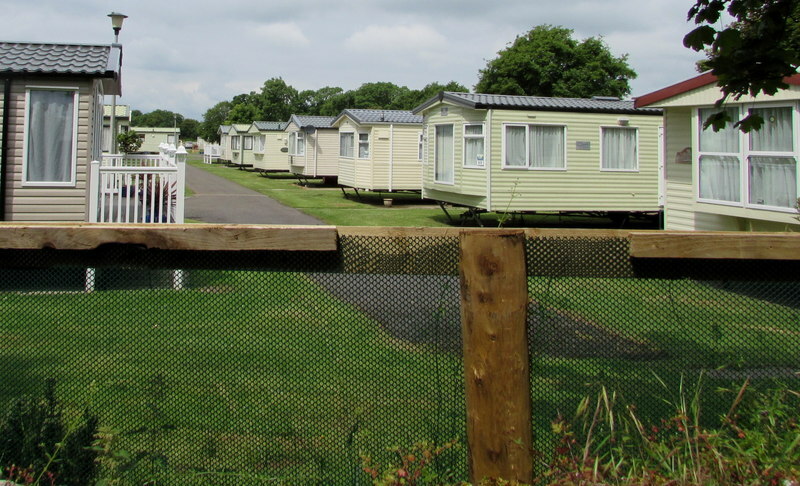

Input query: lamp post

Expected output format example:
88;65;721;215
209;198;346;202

108;12;127;153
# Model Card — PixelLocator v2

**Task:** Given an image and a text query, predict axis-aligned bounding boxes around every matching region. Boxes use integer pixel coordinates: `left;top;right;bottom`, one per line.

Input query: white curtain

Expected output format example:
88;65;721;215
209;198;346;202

699;155;740;202
699;107;739;153
530;126;564;168
27;90;74;183
340;132;354;157
464;125;483;166
358;133;369;158
288;133;296;155
602;127;637;170
749;156;796;207
505;126;526;167
297;132;305;155
435;125;454;183
750;107;793;152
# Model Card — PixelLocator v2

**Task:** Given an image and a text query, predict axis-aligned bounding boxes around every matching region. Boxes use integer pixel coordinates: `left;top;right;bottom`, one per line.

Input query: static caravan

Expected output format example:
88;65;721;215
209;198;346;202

412;91;664;220
218;125;232;163
285;115;338;181
635;72;800;231
102;104;130;152
332;109;423;193
130;126;180;153
0;41;121;221
227;124;252;167
245;121;289;172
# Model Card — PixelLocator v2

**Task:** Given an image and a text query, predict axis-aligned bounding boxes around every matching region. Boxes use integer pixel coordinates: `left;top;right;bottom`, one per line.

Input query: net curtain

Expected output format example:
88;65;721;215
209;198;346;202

26;90;75;183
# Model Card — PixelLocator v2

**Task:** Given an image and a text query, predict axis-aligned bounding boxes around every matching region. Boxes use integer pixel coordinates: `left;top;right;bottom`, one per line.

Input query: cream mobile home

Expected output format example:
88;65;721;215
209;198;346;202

635;72;800;232
285;115;338;181
245;121;289;172
332;109;423;193
413;92;664;221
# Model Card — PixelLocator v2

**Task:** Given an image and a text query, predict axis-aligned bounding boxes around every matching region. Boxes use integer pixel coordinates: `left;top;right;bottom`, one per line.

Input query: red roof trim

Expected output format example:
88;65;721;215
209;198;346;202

635;72;800;108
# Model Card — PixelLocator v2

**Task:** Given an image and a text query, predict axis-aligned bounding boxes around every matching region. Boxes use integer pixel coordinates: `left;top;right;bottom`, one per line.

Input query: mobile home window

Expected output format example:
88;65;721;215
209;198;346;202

747;106;796;208
698;107;740;203
418;132;424;161
231;136;240;150
255;135;266;152
339;132;354;157
434;124;454;184
167;134;176;145
289;131;305;156
358;133;370;159
601;127;638;171
24;89;77;185
243;136;253;150
463;124;484;168
503;124;565;169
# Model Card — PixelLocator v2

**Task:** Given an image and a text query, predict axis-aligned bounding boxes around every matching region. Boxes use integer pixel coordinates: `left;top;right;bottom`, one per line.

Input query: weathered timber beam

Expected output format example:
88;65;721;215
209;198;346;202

0;223;338;251
630;231;800;260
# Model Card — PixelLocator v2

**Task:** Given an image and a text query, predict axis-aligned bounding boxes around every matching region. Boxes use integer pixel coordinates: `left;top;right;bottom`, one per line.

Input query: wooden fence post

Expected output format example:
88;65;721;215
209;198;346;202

459;230;533;484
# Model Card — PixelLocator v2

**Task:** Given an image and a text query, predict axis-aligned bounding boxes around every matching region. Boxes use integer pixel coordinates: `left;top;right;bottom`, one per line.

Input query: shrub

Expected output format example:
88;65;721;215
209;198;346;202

117;130;143;154
361;439;464;485
0;379;100;486
539;378;800;485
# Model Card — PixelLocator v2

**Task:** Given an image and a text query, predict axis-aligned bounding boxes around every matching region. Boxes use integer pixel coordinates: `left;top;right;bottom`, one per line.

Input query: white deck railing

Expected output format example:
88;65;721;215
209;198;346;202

203;143;221;164
89;145;186;223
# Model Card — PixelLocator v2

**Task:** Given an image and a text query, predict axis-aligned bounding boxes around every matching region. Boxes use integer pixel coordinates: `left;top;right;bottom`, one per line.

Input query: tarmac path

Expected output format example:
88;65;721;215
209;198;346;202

184;164;325;225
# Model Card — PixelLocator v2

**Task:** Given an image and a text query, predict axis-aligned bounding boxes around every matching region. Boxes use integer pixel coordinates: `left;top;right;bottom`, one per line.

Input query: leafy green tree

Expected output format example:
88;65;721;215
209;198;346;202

179;118;200;140
130;109;143;126
297;86;347;116
351;82;411;109
199;101;231;143
260;77;301;121
475;25;636;99
134;109;182;128
684;0;800;131
395;81;469;110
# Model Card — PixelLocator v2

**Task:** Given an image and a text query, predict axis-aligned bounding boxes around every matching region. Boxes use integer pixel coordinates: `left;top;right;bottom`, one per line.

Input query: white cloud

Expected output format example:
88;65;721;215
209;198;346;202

344;24;447;57
250;22;309;46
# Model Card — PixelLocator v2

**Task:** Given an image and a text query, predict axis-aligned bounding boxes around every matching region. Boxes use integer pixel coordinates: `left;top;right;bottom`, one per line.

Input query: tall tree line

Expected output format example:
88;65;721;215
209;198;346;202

198;79;467;143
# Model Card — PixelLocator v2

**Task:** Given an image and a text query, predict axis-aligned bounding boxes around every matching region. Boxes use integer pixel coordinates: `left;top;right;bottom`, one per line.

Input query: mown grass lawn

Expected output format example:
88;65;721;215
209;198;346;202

0;269;466;484
186;157;452;227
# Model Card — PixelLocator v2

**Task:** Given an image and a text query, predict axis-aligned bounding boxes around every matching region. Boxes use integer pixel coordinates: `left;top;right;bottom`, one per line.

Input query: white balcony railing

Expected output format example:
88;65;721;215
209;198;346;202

89;144;186;223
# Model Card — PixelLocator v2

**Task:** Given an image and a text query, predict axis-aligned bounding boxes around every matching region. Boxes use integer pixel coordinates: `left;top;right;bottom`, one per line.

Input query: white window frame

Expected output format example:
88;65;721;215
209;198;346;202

745;104;799;210
92;86;103;161
243;135;253;150
502;123;567;170
694;103;800;212
231;136;240;150
694;106;743;207
600;126;639;172
339;132;355;158
22;86;79;187
289;131;305;156
463;123;485;169
254;135;266;153
434;123;455;185
357;132;370;159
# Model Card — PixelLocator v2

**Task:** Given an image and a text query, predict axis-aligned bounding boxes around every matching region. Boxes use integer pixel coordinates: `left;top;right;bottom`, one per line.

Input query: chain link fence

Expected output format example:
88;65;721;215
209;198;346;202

0;229;797;484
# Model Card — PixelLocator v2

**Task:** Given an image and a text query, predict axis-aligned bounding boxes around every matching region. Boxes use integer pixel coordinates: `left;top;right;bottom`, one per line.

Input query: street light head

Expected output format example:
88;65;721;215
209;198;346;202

108;12;127;35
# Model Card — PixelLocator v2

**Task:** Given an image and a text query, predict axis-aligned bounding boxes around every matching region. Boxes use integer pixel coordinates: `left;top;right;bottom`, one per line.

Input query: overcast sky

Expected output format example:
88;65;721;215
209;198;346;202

0;0;706;120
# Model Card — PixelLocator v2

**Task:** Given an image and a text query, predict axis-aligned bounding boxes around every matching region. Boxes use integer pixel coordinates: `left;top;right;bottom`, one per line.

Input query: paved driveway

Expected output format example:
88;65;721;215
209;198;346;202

184;164;325;225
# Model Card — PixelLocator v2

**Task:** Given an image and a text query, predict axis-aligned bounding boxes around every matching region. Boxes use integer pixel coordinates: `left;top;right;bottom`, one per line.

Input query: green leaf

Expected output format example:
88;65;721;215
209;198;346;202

684;26;717;50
